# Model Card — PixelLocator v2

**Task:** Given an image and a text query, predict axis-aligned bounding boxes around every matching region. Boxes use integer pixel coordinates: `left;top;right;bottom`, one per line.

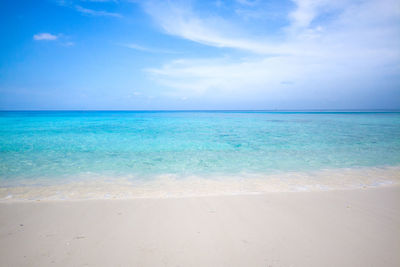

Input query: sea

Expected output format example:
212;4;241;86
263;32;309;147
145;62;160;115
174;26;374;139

1;111;399;200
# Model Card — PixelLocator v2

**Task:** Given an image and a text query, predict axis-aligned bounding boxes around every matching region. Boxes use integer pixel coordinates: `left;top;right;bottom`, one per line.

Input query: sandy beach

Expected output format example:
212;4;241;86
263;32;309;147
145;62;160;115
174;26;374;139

1;186;399;267
2;0;400;265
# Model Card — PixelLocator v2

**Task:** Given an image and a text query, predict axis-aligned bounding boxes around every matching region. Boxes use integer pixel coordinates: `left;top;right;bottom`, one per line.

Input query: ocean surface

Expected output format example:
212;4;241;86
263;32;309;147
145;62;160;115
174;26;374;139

1;111;400;200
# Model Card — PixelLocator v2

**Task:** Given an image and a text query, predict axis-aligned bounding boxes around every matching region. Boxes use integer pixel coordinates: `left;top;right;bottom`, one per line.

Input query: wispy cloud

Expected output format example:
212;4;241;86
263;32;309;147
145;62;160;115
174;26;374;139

142;0;400;54
75;5;122;18
235;0;259;7
142;1;284;55
33;33;75;47
119;43;178;54
33;33;58;41
62;41;75;47
141;0;400;102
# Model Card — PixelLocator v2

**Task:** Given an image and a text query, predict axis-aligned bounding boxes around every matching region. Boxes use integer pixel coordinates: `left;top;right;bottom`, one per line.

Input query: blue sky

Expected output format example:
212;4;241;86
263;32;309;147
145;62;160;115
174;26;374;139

0;0;399;110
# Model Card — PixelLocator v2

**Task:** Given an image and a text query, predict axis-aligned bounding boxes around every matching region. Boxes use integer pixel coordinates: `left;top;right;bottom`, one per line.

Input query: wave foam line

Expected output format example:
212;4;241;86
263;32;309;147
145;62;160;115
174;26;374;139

1;166;400;201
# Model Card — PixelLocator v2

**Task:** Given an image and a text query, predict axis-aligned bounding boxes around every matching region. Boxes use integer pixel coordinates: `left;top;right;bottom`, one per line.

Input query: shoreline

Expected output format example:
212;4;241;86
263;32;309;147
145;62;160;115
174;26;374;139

1;182;399;203
1;186;399;266
1;165;400;202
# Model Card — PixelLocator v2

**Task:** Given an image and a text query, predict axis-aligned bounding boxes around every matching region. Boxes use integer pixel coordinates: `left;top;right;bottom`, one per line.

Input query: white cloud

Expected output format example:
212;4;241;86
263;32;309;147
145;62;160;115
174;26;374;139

63;41;75;46
119;43;177;54
33;33;76;46
75;5;122;17
141;0;400;106
236;0;259;6
287;0;324;30
33;33;58;41
142;1;290;55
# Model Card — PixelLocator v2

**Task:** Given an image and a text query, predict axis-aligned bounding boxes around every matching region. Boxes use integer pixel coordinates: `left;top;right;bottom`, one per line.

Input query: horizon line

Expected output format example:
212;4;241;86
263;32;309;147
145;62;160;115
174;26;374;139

1;109;400;112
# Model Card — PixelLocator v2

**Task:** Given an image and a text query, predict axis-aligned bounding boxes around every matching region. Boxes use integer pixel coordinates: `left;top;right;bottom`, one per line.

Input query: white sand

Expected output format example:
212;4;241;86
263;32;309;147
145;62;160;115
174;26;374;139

0;186;399;266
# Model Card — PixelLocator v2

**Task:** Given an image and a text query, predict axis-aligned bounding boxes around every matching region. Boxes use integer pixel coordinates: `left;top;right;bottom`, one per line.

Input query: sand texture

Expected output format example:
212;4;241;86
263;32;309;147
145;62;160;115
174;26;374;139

1;186;399;266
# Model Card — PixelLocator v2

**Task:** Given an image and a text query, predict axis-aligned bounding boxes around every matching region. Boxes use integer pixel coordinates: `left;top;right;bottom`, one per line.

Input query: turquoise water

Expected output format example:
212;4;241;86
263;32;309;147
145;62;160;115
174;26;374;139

1;111;400;186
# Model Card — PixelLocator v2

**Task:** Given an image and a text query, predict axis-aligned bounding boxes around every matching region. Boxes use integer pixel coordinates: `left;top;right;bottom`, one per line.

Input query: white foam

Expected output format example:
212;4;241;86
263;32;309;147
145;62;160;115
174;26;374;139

1;166;400;201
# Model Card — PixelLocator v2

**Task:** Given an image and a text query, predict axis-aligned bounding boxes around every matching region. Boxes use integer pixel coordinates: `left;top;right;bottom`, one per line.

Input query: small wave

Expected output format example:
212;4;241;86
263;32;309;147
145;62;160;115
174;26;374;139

1;166;400;201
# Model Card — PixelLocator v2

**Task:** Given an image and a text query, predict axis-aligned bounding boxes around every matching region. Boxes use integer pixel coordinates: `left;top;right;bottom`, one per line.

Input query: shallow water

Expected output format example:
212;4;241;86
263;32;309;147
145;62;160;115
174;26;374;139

1;111;400;199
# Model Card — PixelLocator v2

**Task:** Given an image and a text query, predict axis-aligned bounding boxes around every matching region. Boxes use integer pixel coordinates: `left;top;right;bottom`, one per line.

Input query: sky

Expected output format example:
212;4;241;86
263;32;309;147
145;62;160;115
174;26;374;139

0;0;399;110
